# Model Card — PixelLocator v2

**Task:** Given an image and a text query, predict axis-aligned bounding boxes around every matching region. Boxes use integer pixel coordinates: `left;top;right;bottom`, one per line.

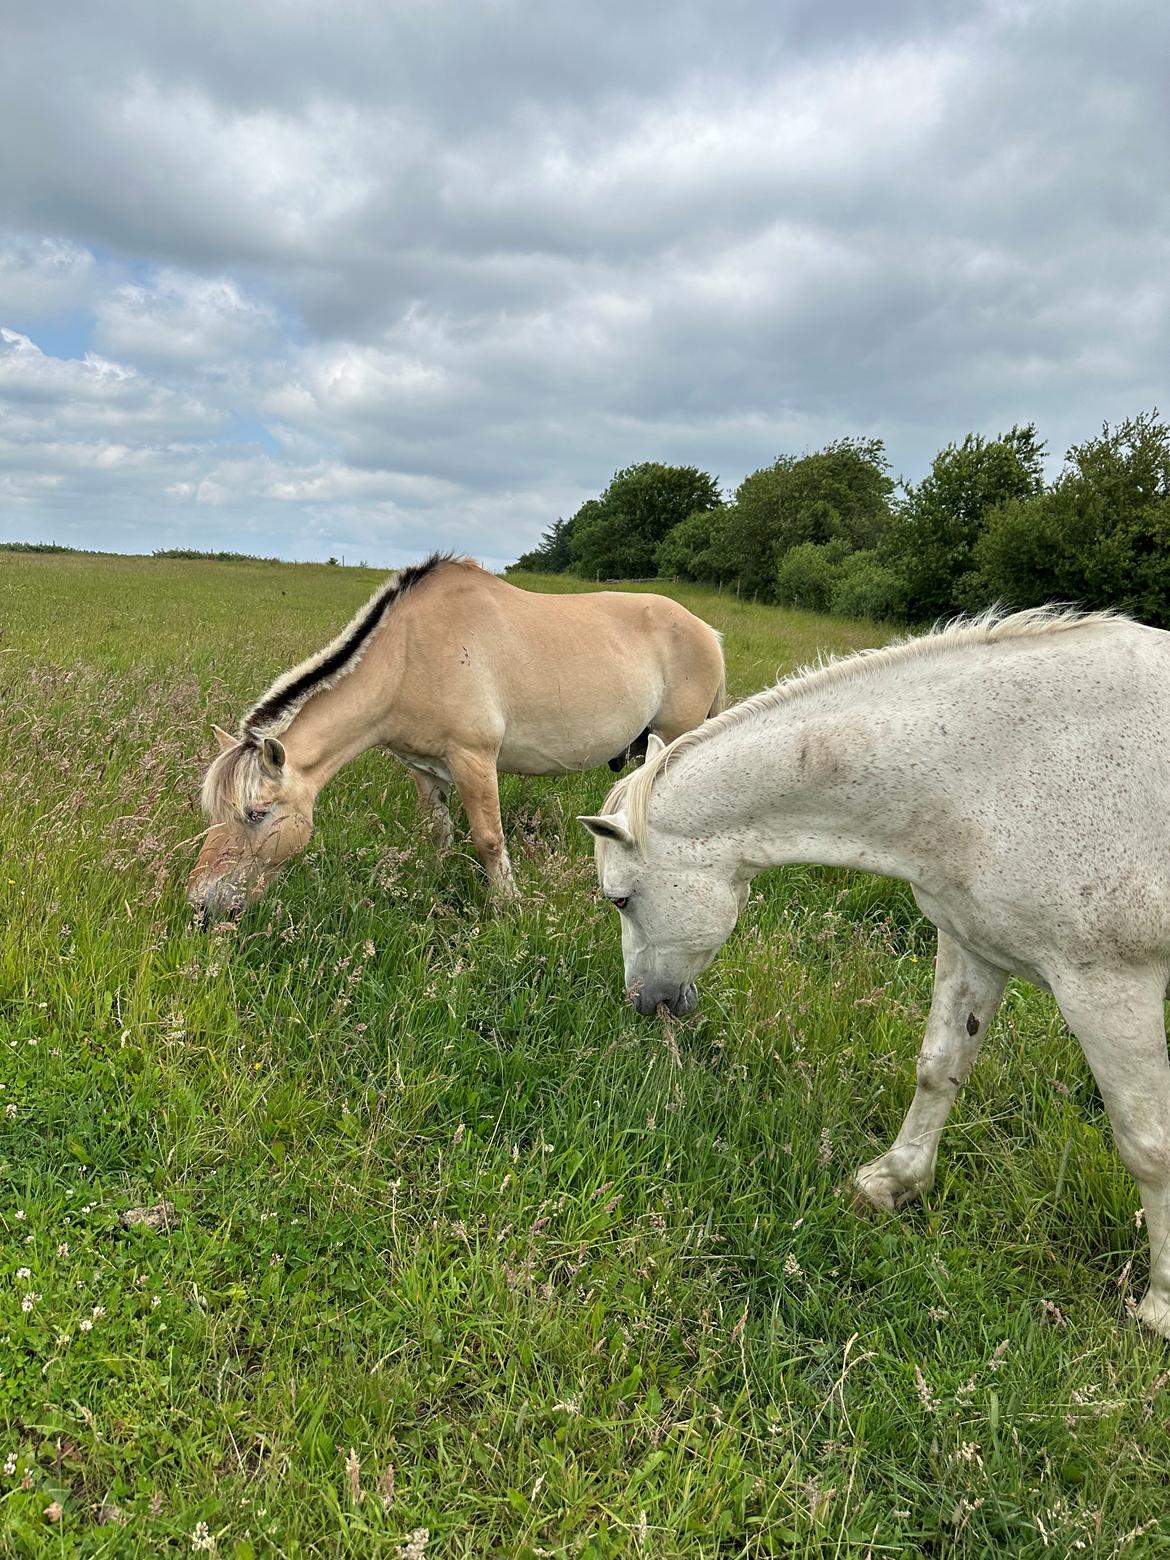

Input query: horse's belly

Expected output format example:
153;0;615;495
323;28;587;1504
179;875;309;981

496;730;633;776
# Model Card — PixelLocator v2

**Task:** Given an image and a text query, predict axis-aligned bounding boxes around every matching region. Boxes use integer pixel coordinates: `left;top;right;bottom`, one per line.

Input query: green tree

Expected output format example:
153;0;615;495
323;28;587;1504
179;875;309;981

830;550;906;622
879;425;1045;622
655;508;726;582
718;438;894;600
568;463;722;580
511;515;575;574
774;539;852;613
973;412;1170;626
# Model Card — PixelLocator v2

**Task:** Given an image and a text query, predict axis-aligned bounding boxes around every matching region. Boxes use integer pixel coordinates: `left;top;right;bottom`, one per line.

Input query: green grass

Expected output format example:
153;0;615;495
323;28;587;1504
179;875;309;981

1;553;1168;1557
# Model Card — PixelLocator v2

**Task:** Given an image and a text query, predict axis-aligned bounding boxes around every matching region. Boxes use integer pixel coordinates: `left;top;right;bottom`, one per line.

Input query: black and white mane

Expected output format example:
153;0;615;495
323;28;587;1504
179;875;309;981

242;552;453;742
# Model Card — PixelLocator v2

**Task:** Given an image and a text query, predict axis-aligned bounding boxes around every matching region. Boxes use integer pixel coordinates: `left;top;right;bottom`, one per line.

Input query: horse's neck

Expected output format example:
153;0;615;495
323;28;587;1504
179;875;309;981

276;643;398;792
660;700;924;881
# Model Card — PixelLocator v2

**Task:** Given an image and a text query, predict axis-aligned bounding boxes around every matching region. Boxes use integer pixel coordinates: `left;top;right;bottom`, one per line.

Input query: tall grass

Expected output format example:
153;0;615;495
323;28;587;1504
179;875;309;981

0;553;1167;1556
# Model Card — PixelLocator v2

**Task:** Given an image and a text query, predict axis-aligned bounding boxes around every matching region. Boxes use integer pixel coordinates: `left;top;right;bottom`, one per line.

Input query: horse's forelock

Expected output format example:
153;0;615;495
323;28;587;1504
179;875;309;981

201;741;261;820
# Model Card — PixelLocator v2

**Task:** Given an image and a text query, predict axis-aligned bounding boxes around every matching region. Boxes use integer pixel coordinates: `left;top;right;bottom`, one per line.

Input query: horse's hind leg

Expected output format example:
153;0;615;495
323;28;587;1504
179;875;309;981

407;766;454;851
1050;968;1170;1338
447;746;518;906
855;932;1007;1211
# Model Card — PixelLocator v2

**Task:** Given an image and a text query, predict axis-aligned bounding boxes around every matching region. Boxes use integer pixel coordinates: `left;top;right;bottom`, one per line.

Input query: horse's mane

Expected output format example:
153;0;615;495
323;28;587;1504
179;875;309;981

605;604;1128;850
243;552;471;741
201;552;475;818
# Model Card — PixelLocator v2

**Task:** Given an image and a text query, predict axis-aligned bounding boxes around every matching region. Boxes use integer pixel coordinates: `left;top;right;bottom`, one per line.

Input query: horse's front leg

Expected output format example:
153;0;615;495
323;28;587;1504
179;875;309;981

448;747;519;906
406;765;454;851
855;931;1007;1211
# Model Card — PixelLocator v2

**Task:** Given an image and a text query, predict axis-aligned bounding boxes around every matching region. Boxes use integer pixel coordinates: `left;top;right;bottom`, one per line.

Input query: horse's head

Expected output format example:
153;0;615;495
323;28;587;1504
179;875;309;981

188;726;315;926
579;768;748;1017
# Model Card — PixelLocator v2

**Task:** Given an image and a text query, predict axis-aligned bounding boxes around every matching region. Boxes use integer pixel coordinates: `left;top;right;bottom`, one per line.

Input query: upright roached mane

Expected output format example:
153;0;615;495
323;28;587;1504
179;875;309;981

605;604;1121;851
243;552;455;740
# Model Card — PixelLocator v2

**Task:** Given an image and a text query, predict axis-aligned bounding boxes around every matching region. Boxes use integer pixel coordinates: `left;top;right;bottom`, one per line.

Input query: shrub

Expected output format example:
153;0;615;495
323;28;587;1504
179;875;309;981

774;540;852;613
973;413;1170;627
829;551;905;622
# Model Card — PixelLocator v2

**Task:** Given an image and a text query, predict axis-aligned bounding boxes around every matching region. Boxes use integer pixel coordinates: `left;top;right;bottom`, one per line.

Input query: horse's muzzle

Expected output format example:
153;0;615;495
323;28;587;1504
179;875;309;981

188;880;245;930
630;981;698;1018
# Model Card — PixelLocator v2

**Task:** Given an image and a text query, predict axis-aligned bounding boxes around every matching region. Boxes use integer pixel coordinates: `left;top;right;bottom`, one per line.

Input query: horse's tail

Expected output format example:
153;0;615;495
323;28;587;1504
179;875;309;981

707;640;727;718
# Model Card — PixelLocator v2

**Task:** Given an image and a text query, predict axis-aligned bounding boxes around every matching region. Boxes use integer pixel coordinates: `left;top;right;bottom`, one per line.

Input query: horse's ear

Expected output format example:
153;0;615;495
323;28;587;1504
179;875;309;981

261;736;287;774
578;813;634;848
644;732;667;761
212;723;238;754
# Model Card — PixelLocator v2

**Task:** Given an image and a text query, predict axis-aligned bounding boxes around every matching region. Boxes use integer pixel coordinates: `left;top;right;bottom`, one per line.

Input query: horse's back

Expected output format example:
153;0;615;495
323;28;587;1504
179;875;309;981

390;564;723;772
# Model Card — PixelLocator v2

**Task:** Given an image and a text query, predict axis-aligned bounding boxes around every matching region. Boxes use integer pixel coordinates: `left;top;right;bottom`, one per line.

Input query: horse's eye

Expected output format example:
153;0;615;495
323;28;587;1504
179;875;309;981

610;896;629;911
244;806;269;826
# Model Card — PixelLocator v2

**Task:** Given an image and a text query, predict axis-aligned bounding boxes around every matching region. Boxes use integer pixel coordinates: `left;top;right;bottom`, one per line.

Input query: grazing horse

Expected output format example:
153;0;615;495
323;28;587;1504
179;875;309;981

581;607;1170;1337
189;554;724;918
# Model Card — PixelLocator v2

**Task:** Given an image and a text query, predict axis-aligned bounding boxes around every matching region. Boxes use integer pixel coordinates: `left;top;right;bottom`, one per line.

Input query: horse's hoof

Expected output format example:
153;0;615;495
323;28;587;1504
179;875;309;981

1135;1289;1170;1341
853;1161;922;1214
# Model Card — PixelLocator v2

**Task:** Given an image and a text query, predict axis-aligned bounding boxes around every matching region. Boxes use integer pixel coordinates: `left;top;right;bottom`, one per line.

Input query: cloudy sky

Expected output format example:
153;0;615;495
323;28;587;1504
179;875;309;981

1;1;1165;569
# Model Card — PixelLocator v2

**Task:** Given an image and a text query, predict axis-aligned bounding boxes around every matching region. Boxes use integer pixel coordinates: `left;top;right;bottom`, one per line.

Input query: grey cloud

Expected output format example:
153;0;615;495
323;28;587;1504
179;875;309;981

0;0;1166;564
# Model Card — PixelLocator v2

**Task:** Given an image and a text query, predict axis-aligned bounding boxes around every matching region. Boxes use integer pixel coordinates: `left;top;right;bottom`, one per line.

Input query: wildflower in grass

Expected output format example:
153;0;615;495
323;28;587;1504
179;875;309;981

379;1464;395;1508
16;1267;30;1280
784;1251;803;1280
3;1453;16;1476
914;1363;936;1412
44;1501;62;1522
190;1519;216;1551
988;1339;1009;1371
92;1305;104;1318
5;1104;15;1119
14;1210;24;1221
21;1293;39;1313
79;1319;93;1332
345;1446;364;1505
56;1244;68;1258
397;1528;429;1559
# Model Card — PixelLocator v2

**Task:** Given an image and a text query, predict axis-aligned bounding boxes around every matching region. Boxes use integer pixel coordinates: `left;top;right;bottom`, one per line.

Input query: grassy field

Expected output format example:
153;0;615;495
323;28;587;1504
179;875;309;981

1;552;1168;1558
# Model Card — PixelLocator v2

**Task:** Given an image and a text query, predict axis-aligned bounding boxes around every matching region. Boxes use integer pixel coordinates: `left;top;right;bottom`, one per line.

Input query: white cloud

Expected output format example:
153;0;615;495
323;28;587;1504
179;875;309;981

0;236;96;321
93;269;282;367
0;0;1165;562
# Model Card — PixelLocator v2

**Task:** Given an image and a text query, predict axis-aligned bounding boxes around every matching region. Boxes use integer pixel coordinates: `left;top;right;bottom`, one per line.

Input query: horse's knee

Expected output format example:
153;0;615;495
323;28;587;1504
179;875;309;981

471;825;506;863
915;1049;964;1095
1115;1125;1170;1187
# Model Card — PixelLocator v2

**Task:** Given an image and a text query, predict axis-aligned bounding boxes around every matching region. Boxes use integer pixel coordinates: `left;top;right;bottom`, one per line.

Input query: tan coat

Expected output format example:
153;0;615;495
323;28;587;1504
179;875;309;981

189;556;724;914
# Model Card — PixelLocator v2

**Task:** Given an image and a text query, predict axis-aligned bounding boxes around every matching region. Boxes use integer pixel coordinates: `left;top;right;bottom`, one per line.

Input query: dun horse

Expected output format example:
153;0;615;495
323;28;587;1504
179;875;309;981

582;607;1170;1337
190;554;724;918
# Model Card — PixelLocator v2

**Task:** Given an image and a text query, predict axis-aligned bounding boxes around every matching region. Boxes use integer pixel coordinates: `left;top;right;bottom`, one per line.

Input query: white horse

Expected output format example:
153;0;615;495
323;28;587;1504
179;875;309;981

581;607;1170;1337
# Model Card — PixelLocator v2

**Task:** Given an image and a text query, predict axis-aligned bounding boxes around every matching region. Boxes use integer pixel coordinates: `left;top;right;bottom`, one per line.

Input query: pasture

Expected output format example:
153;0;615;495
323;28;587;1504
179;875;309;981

1;551;1168;1557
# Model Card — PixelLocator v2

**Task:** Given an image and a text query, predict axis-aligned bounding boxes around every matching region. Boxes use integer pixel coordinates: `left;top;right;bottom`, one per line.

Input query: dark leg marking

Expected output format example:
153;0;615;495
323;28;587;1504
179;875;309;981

608;726;650;772
966;1012;980;1036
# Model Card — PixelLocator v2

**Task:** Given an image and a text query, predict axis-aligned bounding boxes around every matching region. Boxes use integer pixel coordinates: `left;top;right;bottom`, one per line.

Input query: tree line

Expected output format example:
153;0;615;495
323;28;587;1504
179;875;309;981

509;412;1170;628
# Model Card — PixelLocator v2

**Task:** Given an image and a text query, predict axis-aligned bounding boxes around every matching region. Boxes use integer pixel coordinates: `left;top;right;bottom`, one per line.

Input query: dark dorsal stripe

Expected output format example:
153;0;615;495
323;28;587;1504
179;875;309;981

242;552;452;738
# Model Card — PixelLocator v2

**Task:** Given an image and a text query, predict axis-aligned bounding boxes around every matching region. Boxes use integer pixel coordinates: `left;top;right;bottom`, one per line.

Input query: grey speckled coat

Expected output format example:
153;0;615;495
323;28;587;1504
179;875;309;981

582;608;1170;1338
